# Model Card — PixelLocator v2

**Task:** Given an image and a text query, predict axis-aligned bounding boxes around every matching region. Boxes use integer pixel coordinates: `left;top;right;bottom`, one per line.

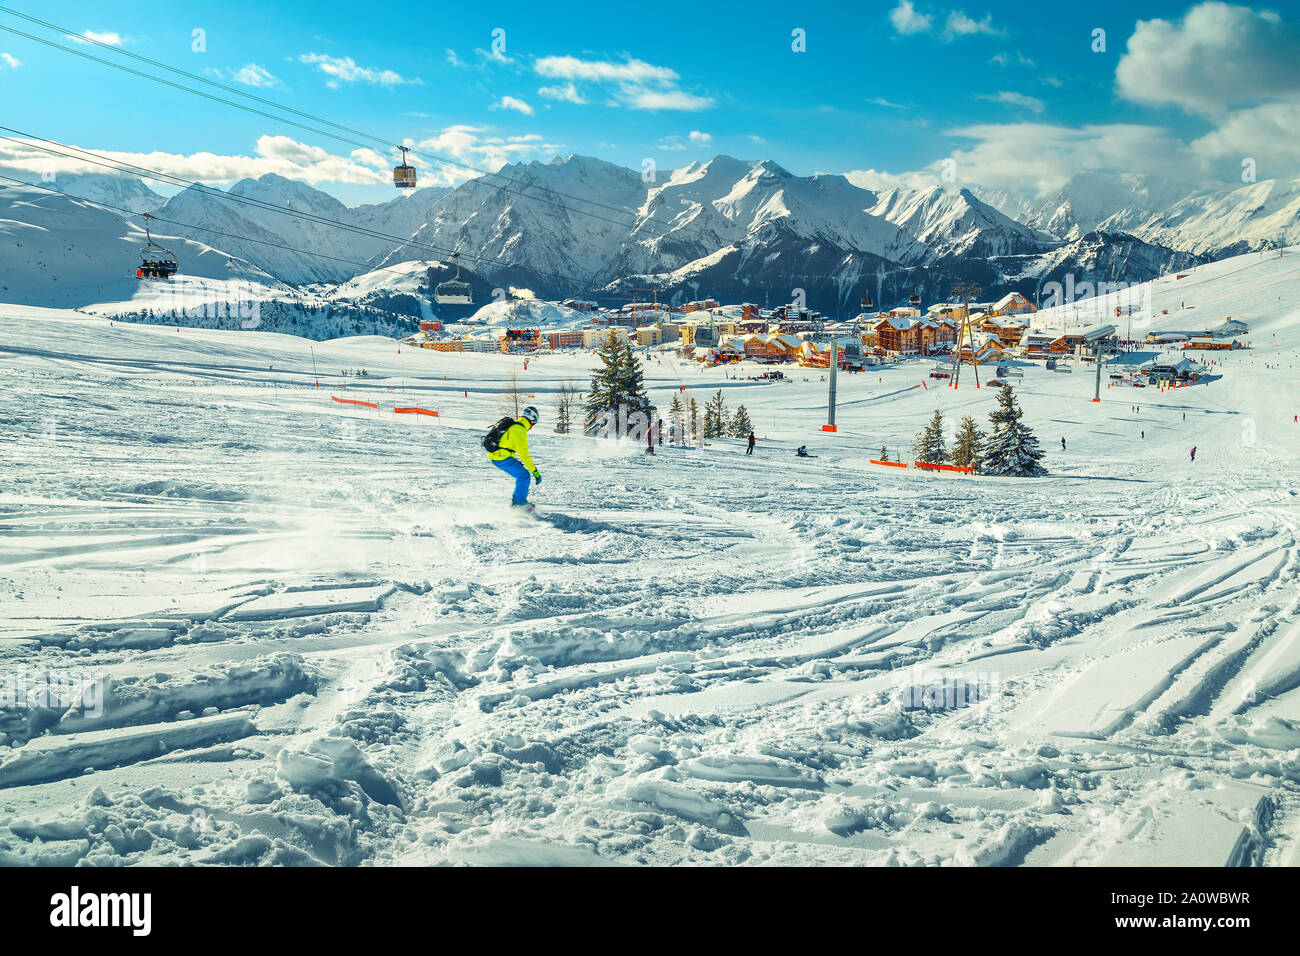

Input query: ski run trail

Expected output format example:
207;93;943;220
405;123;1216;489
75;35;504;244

1;248;1298;868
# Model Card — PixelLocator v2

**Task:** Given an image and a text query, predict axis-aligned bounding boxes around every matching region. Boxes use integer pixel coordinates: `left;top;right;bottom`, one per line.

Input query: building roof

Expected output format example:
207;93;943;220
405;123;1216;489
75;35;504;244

1140;352;1207;373
875;315;924;330
1074;323;1118;340
960;331;1003;350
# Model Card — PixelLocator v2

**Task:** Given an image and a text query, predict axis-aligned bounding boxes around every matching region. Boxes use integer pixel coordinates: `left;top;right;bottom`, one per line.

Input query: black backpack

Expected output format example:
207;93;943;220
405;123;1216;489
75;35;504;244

482;416;517;453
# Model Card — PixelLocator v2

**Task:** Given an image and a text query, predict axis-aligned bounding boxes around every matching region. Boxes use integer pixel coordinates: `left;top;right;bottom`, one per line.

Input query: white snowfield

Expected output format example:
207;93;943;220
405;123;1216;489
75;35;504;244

0;248;1298;867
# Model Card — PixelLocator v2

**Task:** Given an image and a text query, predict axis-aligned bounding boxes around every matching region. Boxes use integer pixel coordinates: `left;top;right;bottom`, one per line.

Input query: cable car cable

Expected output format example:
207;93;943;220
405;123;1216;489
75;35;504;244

0;9;644;227
0;130;609;293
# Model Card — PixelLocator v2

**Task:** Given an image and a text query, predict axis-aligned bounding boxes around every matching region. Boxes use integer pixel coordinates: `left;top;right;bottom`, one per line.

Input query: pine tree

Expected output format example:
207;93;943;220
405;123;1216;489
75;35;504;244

584;331;652;435
554;381;577;434
952;415;985;470
668;393;684;445
879;446;889;462
618;341;652;421
703;389;727;438
730;404;753;438
688;397;700;446
913;408;948;464
583;331;623;433
981;385;1046;476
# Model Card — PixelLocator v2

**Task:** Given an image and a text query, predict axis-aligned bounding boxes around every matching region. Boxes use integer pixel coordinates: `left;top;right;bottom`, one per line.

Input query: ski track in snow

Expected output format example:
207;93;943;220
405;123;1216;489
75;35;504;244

1;255;1299;866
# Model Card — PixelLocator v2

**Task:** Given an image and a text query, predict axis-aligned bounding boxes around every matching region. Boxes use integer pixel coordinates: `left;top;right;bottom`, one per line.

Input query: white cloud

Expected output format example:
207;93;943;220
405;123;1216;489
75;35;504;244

844;167;939;193
1116;2;1300;116
991;51;1035;69
208;63;280;88
476;47;515;66
889;5;1002;43
533;55;712;111
414;126;560;184
849;105;1300;196
688;130;712;145
622;88;714;111
940;121;1207;193
978;90;1045;113
445;48;465;68
0;52;20;70
889;1;932;35
747;134;766;144
75;30;125;46
535;56;677;84
944;11;1000;39
0;135;392;187
868;97;907;109
298;53;423;89
233;64;279;88
1190;99;1300;178
494;96;535;116
350;147;389;169
538;82;587;104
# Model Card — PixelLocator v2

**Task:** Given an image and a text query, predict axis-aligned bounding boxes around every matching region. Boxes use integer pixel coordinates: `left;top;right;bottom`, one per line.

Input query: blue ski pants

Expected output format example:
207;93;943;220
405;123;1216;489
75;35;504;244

492;456;532;505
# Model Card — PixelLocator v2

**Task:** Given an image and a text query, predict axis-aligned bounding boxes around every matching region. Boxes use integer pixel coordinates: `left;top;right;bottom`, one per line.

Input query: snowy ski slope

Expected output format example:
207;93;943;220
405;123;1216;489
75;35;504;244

0;248;1297;866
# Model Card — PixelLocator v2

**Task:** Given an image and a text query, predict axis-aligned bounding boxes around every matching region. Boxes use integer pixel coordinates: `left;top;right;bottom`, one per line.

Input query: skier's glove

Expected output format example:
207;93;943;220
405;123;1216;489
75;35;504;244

532;470;542;484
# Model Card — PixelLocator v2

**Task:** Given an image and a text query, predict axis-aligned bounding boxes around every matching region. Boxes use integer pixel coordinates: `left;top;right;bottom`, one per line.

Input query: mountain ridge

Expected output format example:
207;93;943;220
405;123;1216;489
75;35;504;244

2;155;1293;319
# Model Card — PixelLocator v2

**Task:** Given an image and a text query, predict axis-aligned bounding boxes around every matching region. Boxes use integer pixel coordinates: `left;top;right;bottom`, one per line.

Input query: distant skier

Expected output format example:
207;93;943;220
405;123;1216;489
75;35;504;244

483;406;542;509
1061;437;1066;451
796;445;810;457
1141;430;1145;439
1190;446;1197;463
747;432;756;455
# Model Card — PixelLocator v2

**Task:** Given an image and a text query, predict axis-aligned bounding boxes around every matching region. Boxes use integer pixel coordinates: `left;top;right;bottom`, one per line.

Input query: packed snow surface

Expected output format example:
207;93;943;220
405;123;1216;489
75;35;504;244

0;248;1298;866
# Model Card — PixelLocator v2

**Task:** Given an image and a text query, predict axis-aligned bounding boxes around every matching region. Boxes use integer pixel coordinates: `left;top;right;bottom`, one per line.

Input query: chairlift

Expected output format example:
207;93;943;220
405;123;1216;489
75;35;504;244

137;213;178;280
393;146;417;189
433;251;473;305
909;292;922;306
859;294;874;310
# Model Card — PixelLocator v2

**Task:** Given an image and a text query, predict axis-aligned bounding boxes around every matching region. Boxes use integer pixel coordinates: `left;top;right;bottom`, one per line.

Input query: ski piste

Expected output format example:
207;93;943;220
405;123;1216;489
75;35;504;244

2;0;1299;894
2;247;1298;871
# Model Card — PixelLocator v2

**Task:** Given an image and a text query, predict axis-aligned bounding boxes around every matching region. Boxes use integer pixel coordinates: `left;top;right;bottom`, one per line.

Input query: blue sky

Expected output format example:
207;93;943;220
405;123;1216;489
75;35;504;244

1;0;1297;203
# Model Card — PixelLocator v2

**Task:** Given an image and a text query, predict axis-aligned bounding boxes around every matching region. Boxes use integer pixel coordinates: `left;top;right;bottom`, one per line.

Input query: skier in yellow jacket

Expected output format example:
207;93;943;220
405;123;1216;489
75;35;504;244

487;406;542;508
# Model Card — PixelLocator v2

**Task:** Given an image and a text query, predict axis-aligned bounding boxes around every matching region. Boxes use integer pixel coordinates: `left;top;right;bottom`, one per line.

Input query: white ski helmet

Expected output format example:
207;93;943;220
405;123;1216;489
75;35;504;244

521;406;540;426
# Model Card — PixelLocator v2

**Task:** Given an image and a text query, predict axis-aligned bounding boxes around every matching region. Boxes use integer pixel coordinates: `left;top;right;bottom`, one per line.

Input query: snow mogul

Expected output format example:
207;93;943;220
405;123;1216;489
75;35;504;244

483;406;542;509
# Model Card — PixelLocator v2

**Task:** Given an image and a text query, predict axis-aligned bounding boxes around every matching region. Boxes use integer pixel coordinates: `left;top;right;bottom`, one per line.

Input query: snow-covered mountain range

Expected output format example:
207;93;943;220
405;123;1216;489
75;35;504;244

3;155;1296;324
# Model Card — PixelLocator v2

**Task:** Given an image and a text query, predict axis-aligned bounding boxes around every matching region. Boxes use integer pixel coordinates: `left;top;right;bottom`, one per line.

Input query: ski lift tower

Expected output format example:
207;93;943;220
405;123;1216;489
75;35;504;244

951;282;982;389
824;336;839;432
824;291;872;432
1091;340;1105;402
